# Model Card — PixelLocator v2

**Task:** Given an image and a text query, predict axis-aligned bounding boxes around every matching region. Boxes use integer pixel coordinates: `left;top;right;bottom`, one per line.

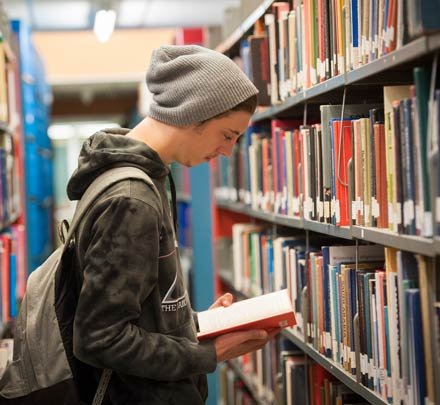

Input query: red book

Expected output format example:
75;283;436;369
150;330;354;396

332;120;353;226
261;138;271;210
374;123;388;228
197;289;296;340
0;235;10;322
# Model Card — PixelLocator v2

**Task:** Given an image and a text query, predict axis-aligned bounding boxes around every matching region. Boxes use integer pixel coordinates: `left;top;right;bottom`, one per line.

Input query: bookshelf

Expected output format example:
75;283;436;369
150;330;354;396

282;329;388;405
210;1;440;405
216;198;303;229
351;226;435;257
228;359;272;405
216;198;437;256
0;6;34;335
252;32;440;123
215;0;275;55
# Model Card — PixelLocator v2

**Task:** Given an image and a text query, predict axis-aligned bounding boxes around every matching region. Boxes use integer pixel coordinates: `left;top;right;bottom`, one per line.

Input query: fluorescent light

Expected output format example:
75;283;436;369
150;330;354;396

93;9;116;43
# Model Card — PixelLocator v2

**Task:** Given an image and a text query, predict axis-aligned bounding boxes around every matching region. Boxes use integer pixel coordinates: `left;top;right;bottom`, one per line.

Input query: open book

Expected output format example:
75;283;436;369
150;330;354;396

197;289;296;340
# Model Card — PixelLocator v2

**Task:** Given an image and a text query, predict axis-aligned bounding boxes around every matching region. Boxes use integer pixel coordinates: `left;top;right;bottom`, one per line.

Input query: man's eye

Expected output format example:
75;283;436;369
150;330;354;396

223;134;233;141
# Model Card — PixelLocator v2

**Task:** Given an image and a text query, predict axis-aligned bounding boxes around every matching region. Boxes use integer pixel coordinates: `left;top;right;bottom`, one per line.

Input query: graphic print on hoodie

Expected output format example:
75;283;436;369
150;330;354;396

66;129;216;405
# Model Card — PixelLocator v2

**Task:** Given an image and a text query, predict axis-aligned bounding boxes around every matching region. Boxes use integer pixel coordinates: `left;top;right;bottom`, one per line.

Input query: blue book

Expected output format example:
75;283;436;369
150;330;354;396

406;289;427;405
350;0;359;53
408;0;440;39
267;238;274;293
330;264;341;364
363;273;375;389
242;126;257;205
384;306;392;403
348;267;357;375
401;98;416;235
371;0;377;60
9;246;17;318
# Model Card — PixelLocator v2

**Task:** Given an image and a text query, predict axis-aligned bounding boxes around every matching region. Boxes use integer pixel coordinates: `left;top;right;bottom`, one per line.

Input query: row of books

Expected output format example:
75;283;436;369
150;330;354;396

240;0;439;106
0;131;20;227
232;339;278;403
215;76;437;237
281;349;369;405
219;337;372;404
224;223;435;404
0;6;12;125
219;363;258;405
0;226;26;331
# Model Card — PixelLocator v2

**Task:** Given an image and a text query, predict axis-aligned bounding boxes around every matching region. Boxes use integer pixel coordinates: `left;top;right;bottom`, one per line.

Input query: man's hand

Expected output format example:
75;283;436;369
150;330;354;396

209;293;233;310
214;328;281;362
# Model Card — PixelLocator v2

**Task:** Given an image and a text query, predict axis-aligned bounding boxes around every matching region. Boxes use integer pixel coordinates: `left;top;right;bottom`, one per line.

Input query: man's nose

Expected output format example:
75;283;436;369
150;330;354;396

219;142;235;157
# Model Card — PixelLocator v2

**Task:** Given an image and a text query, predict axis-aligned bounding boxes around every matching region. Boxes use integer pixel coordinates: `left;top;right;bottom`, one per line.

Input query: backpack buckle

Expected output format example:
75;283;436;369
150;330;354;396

58;219;70;244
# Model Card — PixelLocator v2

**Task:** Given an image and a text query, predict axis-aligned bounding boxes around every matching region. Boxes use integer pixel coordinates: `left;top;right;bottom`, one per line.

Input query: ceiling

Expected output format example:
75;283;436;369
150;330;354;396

2;0;240;123
3;0;239;31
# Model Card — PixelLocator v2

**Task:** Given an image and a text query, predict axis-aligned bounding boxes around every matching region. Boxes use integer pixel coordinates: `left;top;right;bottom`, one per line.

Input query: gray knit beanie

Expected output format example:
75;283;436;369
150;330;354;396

146;45;258;126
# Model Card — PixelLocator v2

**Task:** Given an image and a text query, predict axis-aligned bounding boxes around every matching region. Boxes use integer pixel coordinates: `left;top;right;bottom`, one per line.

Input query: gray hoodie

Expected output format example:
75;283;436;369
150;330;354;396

67;129;217;404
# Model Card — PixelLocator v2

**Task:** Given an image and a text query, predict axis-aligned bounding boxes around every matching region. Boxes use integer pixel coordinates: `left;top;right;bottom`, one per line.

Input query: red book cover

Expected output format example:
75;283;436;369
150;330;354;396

271;128;281;212
0;234;10;322
385;0;397;53
262;138;270;210
375;123;388;228
332;120;353;226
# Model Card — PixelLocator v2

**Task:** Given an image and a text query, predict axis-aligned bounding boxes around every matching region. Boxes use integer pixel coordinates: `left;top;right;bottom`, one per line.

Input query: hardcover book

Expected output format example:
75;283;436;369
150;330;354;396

197;289;296;340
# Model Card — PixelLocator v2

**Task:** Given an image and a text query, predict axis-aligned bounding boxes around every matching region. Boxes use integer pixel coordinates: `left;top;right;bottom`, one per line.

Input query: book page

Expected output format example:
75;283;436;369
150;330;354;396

198;289;292;334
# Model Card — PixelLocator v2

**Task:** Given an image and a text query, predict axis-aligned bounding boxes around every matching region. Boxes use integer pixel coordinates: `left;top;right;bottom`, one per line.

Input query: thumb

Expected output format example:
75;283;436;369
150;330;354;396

220;293;233;307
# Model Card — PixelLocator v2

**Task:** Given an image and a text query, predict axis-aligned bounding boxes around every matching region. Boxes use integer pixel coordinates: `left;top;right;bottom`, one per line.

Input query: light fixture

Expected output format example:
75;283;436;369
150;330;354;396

93;9;117;43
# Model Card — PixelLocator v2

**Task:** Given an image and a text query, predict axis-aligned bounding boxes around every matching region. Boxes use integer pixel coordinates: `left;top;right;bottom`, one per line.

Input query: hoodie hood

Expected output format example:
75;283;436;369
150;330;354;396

67;128;170;201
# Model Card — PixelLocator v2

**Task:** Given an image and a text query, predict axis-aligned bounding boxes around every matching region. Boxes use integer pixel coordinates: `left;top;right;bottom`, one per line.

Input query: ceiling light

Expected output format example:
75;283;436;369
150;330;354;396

93;9;116;43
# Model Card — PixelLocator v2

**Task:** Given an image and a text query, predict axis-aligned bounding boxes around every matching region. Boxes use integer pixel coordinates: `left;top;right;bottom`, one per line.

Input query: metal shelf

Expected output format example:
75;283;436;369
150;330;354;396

228;360;272;405
303;220;352;240
215;0;275;55
434;237;440;256
345;36;430;84
216;199;303;229
216;199;439;254
352;226;435;257
251;32;440;123
282;329;388;405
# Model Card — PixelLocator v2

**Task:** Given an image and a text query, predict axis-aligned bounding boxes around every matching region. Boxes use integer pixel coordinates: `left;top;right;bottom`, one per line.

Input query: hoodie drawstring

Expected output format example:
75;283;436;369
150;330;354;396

167;172;178;234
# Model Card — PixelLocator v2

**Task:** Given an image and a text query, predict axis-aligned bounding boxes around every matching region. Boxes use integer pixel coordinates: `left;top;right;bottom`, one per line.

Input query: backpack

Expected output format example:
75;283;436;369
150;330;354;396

0;167;162;405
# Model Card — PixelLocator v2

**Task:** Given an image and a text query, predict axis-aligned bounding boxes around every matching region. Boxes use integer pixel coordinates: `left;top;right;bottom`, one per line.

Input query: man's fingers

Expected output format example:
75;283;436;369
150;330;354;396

221;293;233;306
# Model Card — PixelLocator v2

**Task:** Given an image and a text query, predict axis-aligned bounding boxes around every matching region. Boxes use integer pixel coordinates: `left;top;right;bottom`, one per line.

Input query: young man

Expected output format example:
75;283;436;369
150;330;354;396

68;45;278;404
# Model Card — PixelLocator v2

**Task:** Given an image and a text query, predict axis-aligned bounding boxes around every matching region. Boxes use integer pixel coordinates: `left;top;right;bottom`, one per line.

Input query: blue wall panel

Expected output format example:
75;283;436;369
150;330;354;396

11;20;53;273
189;163;217;405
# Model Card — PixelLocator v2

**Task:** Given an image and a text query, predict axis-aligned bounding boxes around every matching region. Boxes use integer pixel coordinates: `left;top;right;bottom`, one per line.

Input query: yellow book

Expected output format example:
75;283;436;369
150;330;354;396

0;40;9;123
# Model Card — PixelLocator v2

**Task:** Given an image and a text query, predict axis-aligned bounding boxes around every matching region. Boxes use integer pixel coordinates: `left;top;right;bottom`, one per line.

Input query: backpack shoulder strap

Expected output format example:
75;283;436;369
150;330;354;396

64;167;161;245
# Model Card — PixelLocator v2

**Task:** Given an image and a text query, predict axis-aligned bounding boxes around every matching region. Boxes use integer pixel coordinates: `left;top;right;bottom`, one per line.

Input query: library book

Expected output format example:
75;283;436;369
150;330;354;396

197;289;296;340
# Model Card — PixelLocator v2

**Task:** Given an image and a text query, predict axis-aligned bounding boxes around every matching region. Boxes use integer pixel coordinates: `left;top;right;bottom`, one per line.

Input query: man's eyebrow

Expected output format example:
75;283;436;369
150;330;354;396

226;128;241;136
